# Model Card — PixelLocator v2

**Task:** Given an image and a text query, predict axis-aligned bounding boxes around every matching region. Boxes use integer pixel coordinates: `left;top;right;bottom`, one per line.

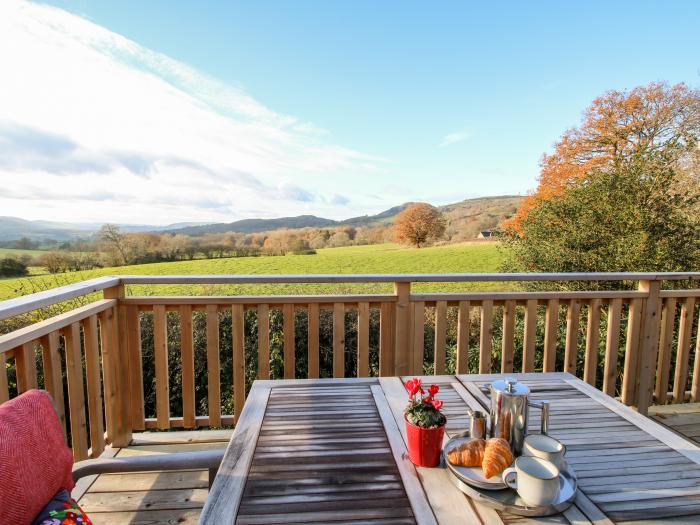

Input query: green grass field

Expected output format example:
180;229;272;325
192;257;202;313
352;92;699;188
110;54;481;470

0;247;49;258
0;242;506;301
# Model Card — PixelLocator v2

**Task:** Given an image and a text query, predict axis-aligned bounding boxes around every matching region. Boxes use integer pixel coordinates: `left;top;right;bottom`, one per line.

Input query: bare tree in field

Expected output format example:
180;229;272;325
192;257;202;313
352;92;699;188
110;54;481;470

393;203;446;248
98;224;129;265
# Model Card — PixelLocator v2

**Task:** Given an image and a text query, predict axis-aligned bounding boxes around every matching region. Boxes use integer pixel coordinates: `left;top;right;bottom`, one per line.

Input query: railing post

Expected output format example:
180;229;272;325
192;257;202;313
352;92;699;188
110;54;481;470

393;281;411;376
103;283;132;447
635;279;662;415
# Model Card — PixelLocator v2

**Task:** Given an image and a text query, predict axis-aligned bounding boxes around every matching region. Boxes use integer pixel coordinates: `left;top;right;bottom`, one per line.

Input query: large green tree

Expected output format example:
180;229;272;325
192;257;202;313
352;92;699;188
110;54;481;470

502;156;700;286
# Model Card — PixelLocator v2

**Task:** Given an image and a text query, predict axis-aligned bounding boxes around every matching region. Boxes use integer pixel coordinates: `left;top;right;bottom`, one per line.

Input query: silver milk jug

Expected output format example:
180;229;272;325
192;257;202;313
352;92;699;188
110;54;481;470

488;377;550;455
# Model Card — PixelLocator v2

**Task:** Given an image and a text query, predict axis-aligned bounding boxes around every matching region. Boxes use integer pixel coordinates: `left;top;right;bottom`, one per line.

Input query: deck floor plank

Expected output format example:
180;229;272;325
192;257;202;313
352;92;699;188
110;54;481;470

76;430;229;524
650;404;700;447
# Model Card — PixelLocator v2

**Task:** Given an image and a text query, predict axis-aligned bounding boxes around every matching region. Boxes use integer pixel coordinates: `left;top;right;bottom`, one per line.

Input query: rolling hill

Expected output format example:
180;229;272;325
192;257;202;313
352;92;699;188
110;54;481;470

0;195;523;242
164;196;523;237
0;217;211;242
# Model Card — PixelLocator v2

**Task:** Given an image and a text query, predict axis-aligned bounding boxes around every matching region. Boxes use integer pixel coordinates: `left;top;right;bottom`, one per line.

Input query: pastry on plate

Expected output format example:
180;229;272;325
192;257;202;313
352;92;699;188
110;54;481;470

447;438;485;467
482;437;514;479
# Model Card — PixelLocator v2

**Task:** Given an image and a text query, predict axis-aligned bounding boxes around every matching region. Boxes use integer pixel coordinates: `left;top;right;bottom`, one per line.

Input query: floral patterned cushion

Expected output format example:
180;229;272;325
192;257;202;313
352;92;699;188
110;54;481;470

31;489;92;525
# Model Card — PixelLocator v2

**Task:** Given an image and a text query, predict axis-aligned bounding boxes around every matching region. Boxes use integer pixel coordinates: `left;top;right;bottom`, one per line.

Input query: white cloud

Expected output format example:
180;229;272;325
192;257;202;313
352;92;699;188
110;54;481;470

0;0;385;224
439;130;471;148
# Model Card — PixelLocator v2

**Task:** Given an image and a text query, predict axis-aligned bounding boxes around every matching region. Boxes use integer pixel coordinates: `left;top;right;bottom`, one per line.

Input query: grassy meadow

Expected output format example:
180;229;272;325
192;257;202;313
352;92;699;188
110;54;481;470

0;242;506;301
0;247;50;258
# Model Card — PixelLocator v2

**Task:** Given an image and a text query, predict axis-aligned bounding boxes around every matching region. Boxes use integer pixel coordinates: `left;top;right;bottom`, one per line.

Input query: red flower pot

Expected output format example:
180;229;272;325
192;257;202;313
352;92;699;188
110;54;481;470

405;417;446;467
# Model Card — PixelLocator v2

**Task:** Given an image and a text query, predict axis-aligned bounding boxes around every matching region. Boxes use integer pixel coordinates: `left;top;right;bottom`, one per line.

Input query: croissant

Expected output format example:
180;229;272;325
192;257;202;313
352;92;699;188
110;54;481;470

447;438;485;467
482;438;514;479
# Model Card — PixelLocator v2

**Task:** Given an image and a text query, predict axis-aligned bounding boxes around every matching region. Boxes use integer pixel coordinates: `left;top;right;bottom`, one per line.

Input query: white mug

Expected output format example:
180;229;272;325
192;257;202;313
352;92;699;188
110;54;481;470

522;434;566;470
502;456;560;507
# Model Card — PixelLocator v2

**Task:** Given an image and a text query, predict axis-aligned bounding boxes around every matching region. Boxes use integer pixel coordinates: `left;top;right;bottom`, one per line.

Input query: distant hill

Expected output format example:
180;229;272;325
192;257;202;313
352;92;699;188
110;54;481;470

164;195;523;238
168;215;338;236
164;205;416;236
0;217;211;242
0;195;523;242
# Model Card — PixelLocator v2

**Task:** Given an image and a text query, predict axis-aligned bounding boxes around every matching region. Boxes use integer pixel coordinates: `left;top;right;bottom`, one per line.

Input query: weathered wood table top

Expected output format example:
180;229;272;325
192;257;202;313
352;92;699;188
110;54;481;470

200;372;700;525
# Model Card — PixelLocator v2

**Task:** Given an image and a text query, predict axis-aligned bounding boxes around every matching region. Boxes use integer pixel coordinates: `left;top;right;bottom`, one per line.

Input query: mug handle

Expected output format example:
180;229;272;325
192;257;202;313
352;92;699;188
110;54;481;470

502;467;518;489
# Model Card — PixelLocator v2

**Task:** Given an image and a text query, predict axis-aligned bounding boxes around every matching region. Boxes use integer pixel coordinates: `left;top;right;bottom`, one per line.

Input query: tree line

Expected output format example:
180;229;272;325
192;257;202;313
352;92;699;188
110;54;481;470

1;202;454;276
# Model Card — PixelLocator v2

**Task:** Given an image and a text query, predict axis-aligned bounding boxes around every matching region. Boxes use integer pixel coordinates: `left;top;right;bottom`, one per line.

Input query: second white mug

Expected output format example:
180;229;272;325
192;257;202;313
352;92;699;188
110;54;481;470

522;434;566;470
502;456;560;507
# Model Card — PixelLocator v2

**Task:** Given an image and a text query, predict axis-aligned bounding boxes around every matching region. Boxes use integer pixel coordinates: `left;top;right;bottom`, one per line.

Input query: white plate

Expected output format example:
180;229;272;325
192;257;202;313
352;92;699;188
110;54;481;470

443;436;509;490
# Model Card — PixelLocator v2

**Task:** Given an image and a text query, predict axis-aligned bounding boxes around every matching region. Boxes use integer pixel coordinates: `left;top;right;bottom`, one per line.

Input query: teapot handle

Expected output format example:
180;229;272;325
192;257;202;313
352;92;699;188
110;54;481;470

528;400;550;435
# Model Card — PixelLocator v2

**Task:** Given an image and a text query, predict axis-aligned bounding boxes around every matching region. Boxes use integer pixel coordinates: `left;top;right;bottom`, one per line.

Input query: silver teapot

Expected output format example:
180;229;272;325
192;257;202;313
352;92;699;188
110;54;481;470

487;377;550;455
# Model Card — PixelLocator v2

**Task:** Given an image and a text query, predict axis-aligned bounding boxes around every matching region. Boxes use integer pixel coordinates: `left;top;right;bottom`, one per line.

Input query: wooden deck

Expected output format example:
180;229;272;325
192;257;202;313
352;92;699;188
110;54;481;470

74;430;231;525
650;403;700;447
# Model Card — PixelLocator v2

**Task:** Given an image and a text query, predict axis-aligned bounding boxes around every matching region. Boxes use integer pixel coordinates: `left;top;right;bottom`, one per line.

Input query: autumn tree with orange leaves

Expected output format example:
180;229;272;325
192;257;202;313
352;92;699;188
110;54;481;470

393;203;446;248
505;82;700;232
502;82;700;282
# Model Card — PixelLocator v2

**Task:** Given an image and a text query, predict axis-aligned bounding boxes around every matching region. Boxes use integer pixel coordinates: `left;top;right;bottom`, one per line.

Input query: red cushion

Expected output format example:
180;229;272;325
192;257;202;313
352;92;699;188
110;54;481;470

0;390;75;525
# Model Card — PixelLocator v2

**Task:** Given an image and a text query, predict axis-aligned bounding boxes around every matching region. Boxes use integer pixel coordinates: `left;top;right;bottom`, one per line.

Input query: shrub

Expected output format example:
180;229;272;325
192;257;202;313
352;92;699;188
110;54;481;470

0;257;28;277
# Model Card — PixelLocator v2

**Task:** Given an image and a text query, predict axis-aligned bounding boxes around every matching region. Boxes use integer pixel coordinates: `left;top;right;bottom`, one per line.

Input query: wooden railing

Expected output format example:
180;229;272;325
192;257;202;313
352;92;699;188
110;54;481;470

0;272;698;459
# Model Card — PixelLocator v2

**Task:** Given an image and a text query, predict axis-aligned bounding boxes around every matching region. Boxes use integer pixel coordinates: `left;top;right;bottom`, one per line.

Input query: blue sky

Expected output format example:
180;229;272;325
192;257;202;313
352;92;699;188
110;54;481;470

1;0;698;224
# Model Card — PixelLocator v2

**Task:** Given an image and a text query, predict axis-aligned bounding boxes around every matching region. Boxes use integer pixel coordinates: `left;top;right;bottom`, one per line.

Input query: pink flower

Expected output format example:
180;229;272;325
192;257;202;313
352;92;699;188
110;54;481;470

428;384;439;397
431;399;444;410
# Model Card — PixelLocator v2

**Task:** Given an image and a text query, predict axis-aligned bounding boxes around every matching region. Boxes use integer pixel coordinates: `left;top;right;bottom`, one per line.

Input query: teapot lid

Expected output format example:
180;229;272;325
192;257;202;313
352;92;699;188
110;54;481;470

490;377;530;396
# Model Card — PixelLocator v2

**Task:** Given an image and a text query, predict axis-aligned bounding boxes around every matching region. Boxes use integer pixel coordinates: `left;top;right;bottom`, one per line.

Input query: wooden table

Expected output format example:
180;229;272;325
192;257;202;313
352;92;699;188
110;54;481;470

199;373;700;524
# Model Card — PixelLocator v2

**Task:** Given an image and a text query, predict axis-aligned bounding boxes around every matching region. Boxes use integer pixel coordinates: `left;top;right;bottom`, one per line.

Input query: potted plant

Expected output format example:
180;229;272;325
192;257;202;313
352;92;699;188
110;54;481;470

404;378;447;467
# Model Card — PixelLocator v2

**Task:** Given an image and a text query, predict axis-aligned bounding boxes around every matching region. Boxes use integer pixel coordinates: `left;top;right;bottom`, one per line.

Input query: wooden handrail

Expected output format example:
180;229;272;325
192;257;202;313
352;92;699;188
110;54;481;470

2;273;697;321
121;294;397;305
0;276;120;321
411;291;648;301
0;299;116;353
119;272;700;284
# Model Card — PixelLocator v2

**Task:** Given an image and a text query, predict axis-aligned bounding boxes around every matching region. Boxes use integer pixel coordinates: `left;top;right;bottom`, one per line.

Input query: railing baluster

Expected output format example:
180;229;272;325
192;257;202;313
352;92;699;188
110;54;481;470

584;298;602;386
40;332;65;435
333;303;345;378
107;285;132;448
523;300;537;373
543;298;559;372
64;323;88;461
393;282;412;376
126;305;145;430
656;298;677;404
434;301;447;375
205;305;221;427
501;300;515;373
153;305;170;429
0;352;8;403
232;304;245;422
564;299;580;375
412;301;425;375
603;298;622;396
691;322;700;403
257;304;270;380
83;315;105;457
379;302;394;376
479;300;493;373
456;301;470;374
180;304;196;428
672;297;696;404
357;302;370;377
307;303;319;379
98;310;115;444
283;304;295;379
622;298;643;406
636;280;662;415
15;342;38;393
